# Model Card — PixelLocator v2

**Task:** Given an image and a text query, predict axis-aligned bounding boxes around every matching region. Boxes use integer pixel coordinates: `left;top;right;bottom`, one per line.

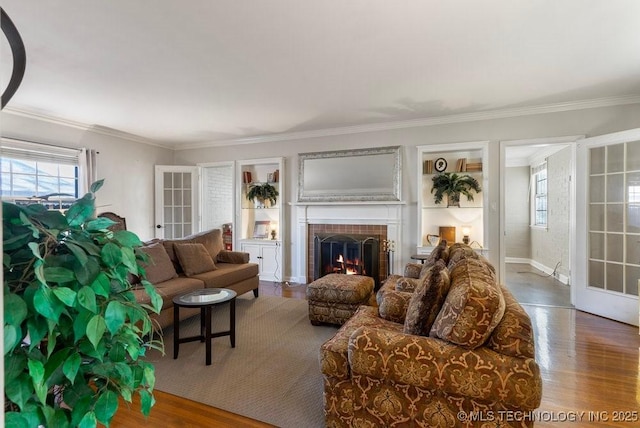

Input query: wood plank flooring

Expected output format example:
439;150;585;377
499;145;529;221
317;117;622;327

112;281;640;427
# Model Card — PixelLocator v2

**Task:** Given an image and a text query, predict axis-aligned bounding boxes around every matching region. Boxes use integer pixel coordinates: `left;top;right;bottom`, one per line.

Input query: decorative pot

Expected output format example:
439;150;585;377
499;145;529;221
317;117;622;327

447;193;460;207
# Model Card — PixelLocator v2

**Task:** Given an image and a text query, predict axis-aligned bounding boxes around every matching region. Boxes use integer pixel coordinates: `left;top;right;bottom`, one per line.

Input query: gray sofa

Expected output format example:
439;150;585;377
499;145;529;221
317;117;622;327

133;229;259;329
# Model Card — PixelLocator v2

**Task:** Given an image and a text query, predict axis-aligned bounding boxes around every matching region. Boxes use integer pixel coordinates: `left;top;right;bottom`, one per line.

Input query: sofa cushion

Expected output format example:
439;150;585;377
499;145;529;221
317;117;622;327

430;258;505;349
403;260;450;336
486;286;536;359
138;242;178;284
174;243;217;276
191;262;259;288
403;263;423;279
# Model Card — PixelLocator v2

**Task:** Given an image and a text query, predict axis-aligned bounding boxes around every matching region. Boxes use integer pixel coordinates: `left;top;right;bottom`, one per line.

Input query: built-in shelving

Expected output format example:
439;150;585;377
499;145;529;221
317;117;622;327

416;143;489;255
236;157;285;281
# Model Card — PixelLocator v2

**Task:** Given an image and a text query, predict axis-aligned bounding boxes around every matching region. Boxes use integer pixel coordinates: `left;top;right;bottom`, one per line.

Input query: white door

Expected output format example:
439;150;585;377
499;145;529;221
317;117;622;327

155;165;199;239
575;129;640;326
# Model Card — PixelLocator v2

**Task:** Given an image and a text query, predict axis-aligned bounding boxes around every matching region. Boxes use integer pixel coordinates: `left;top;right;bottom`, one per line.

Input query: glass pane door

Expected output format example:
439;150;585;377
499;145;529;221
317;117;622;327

588;142;640;297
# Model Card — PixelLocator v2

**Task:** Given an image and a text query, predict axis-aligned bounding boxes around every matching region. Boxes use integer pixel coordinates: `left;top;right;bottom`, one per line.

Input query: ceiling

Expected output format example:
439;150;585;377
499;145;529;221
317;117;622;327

2;0;640;149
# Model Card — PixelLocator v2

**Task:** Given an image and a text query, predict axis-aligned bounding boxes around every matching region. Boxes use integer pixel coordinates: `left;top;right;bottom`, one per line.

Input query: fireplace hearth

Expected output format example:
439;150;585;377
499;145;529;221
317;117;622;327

314;232;380;288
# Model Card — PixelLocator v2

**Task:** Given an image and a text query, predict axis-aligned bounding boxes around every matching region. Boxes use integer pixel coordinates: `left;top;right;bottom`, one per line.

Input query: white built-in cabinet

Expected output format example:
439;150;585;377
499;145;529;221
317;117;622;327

236;157;285;281
416;142;489;255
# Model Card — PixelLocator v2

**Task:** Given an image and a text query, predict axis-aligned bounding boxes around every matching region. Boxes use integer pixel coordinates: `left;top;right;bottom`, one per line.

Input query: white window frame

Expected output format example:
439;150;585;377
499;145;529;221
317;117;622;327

1;138;81;209
531;161;548;228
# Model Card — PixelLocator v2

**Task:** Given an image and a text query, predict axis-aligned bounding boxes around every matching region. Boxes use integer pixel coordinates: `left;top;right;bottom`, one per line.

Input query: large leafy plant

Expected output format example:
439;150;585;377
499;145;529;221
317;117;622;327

246;182;279;207
431;172;481;207
3;180;164;427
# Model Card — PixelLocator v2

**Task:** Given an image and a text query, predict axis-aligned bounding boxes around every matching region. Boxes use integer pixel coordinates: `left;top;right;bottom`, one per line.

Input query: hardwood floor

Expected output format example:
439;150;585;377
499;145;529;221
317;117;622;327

112;281;640;427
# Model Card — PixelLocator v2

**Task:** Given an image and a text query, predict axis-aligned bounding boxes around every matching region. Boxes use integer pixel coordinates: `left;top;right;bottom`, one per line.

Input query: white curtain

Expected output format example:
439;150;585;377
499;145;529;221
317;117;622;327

78;148;98;195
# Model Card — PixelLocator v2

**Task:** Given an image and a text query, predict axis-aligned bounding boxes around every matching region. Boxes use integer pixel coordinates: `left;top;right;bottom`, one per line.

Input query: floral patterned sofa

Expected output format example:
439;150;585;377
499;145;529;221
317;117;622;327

320;242;542;427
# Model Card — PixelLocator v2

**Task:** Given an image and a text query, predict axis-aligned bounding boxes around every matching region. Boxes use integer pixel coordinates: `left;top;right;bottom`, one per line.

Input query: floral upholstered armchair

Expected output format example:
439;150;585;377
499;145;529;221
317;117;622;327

320;242;542;427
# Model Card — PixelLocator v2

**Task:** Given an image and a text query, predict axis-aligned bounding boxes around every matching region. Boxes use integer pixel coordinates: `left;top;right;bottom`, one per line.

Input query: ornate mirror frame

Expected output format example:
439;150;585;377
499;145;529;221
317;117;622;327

297;145;402;202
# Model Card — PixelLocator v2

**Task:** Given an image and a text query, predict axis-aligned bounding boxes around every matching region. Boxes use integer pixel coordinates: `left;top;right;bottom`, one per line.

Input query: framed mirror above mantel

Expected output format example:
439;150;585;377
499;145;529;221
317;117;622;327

297;145;402;203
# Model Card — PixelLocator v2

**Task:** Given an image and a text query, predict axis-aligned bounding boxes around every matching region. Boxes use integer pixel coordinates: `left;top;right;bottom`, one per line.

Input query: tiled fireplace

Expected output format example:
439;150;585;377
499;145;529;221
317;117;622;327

308;224;387;286
294;203;402;284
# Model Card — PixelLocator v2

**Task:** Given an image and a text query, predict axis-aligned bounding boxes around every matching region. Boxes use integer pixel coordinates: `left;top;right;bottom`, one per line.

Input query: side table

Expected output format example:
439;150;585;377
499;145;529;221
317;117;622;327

172;288;237;366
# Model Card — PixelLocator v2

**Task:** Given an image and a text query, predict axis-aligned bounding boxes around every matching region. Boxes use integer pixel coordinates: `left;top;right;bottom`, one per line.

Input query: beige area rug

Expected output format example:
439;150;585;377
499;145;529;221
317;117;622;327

149;294;338;428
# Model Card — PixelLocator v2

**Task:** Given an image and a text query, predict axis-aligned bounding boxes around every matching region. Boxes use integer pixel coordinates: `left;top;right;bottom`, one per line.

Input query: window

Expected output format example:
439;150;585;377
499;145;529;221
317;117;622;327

532;162;547;227
1;139;80;210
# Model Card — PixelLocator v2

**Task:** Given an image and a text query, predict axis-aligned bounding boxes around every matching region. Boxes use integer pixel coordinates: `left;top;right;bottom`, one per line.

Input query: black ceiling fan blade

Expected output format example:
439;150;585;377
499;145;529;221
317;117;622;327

1;8;26;109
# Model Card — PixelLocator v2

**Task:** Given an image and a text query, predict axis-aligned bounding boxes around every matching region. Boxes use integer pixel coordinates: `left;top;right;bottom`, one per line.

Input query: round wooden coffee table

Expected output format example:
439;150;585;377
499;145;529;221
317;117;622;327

172;288;237;366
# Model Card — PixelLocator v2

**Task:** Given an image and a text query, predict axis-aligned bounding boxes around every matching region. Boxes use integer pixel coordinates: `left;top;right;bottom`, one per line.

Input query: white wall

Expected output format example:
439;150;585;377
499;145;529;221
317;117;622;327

175;104;640;281
1;112;175;241
530;146;572;278
505;166;531;259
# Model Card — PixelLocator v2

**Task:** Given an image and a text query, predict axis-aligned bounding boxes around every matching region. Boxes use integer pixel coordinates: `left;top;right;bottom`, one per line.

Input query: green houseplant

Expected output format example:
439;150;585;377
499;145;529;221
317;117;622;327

431;172;482;207
3;180;164;427
245;182;279;208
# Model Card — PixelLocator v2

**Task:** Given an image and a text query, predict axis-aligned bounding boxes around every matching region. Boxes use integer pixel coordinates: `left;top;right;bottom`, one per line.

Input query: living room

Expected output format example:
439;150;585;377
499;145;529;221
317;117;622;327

3;1;640;427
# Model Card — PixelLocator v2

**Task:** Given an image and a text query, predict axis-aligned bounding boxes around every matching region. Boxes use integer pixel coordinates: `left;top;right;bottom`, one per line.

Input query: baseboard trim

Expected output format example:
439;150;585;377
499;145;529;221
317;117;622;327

506;258;569;285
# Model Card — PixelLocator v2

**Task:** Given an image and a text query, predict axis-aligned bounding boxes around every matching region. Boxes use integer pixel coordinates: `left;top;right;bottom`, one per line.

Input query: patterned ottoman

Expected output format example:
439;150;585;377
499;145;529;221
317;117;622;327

307;274;375;326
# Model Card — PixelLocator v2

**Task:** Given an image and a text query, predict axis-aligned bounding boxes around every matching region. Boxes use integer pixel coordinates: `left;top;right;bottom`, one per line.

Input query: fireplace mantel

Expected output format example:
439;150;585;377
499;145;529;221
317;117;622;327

293;203;403;284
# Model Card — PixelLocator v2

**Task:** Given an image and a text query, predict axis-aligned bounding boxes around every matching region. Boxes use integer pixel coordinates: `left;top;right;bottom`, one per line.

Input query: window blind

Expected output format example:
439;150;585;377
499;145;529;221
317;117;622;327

1;138;80;165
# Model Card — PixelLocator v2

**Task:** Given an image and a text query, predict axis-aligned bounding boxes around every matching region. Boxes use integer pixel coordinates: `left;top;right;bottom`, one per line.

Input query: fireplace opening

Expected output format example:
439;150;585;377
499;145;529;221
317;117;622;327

314;233;380;288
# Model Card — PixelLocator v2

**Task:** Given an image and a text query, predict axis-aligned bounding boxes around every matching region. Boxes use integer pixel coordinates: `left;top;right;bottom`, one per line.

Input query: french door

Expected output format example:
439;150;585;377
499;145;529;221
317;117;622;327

575;129;640;326
154;166;199;239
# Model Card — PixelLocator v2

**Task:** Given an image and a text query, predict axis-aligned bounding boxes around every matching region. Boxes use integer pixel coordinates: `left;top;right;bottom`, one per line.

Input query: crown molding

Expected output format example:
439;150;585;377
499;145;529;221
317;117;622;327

1;106;174;149
178;94;640;150
4;94;640;151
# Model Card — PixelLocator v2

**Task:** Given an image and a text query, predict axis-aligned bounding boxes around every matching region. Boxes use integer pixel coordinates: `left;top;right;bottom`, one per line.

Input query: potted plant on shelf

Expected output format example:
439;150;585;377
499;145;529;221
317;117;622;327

3;179;164;428
431;172;481;207
246;182;279;208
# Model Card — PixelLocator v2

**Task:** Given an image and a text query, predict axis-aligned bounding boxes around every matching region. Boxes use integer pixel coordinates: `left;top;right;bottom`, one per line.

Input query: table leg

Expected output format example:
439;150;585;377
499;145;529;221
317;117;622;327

230;298;236;348
205;306;212;366
173;304;179;359
200;307;206;342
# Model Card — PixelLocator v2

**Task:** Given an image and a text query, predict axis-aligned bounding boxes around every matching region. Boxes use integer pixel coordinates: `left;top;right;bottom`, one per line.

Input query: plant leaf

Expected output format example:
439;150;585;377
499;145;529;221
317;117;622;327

142;281;163;314
4;293;28;325
28;359;47;405
53;287;77;307
78;410;97;428
86;217;116;231
63;352;82;384
27;317;48;350
139;389;155;417
44;266;76;283
66;193;95;227
75;257;101;286
90;179;104;193
4;412;30;428
4;325;20;354
86;315;107;350
101;242;122;267
77;286;98;313
64;241;88;265
34;286;63;322
94;390;119;425
113;230;142;247
90;272;111;298
4;374;33;411
104;301;126;334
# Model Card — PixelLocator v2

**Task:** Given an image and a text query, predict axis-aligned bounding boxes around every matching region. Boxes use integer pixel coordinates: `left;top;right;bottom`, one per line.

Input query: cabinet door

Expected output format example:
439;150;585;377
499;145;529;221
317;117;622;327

241;243;262;267
260;244;280;281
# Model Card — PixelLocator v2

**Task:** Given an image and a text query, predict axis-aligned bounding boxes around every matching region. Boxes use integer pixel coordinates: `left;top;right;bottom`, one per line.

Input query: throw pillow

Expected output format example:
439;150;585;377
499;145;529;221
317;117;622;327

188;229;225;261
174;243;217;276
138;242;178;284
403;260;451;336
430;258;505;349
378;290;413;324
